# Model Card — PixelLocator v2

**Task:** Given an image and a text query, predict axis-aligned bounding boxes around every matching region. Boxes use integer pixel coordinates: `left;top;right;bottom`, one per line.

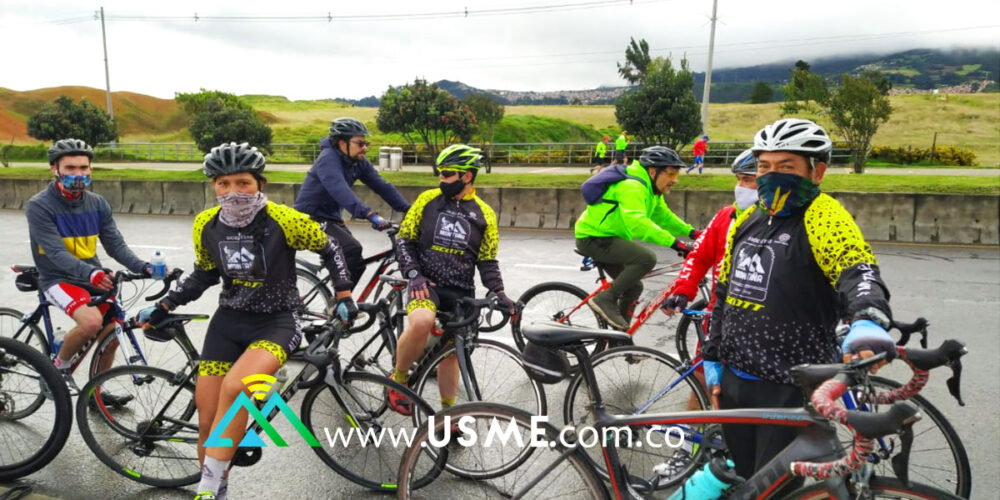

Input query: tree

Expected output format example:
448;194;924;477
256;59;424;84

461;93;505;144
614;56;701;148
617;37;652;85
827;70;893;173
748;81;774;103
175;89;272;153
27;96;118;145
376;79;477;159
782;60;829;113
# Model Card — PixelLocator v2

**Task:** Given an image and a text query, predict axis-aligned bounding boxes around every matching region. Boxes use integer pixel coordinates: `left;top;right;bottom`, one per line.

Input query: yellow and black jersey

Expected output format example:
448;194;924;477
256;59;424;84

396;188;505;293
166;201;351;314
705;193;892;384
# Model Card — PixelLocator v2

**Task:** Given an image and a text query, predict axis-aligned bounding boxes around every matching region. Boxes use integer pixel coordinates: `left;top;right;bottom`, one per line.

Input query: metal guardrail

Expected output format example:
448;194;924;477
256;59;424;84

94;141;855;166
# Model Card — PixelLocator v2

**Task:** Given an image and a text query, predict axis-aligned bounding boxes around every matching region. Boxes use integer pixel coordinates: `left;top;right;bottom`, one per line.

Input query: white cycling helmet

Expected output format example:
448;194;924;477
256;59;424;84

752;118;832;164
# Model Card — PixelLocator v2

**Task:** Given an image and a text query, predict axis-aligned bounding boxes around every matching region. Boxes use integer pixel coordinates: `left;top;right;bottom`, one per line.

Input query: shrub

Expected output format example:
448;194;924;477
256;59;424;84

869;145;977;166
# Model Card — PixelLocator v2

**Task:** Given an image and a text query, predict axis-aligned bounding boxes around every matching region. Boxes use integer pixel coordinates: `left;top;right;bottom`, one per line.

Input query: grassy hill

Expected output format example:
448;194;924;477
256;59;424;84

1;87;996;165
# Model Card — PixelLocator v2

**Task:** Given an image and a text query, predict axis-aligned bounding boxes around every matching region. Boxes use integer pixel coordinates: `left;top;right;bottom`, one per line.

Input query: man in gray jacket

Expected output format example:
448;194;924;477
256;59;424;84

25;139;150;392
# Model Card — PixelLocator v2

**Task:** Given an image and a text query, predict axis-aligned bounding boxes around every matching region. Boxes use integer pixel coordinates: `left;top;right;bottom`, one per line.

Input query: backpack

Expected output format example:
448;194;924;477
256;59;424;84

580;163;647;205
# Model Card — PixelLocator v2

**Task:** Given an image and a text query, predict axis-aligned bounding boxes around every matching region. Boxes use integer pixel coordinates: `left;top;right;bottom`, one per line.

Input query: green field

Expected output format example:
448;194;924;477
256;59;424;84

0;168;996;195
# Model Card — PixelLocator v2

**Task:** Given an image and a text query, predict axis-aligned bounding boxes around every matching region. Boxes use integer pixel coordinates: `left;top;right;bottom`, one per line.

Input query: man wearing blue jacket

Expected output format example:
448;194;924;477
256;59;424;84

295;117;411;285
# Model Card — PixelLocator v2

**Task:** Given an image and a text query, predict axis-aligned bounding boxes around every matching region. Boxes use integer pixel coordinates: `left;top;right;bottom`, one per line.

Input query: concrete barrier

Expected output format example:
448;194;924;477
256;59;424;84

679;190;732;228
834;192;915;242
500;188;559;228
91;180;123;213
556;188;588;229
0;179;18;209
913;194;999;245
121;181;164;214
12;179;49;210
161;181;206;215
265;183;297;207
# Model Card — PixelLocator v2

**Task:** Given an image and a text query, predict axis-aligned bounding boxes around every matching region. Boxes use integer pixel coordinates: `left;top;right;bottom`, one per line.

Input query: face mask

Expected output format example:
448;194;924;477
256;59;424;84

439;179;466;199
733;184;759;210
57;173;92;194
756;172;820;218
217;191;267;228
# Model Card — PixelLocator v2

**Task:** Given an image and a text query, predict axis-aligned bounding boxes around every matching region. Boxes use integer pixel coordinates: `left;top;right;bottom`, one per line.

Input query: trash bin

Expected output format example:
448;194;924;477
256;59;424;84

389;147;403;171
378;147;390;171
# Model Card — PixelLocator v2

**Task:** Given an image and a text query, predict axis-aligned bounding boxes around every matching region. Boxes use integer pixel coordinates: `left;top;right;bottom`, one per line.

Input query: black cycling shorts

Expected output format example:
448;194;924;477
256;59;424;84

406;286;472;316
198;308;302;377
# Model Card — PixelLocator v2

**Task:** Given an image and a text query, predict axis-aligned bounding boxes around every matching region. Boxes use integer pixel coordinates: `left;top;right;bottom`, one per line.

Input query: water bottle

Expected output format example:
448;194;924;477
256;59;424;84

51;327;67;358
150;250;167;280
425;319;445;352
666;458;741;500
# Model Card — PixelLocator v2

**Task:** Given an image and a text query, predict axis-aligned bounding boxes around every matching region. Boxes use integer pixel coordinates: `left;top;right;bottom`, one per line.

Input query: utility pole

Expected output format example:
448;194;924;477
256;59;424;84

699;0;718;131
99;7;114;121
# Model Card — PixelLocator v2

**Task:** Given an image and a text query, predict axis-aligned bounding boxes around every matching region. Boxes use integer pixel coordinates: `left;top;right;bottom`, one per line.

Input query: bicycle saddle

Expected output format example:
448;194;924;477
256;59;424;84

522;321;631;349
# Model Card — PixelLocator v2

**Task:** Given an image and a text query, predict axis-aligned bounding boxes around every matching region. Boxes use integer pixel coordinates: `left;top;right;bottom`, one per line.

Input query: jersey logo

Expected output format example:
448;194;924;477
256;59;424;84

219;240;267;280
729;242;774;302
433;212;472;249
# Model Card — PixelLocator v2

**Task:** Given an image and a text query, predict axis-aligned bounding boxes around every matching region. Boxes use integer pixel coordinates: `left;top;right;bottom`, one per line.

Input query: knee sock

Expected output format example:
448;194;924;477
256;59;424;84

441;396;457;409
698;166;703;174
216;479;228;500
197;456;229;494
392;369;408;385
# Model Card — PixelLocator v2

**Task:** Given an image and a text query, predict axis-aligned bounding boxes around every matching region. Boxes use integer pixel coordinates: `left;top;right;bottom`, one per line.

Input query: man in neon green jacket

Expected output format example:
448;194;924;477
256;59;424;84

575;146;697;329
613;131;628;165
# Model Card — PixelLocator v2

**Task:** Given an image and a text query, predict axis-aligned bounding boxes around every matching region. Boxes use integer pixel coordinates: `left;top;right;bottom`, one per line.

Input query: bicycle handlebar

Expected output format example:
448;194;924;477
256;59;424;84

439;295;518;331
144;268;184;301
86;269;151;307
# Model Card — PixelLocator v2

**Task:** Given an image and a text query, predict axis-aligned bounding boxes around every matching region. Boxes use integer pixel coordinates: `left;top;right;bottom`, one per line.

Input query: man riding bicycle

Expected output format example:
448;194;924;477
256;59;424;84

574;146;697;330
702;118;897;486
294;117;411;286
25;138;152;393
386;144;516;414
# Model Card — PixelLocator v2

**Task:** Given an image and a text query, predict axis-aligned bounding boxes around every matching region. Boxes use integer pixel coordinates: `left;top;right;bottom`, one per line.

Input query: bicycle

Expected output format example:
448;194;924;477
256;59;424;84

0;266;204;390
563;309;971;497
74;315;437;491
399;323;968;499
0;336;72;481
512;255;711;355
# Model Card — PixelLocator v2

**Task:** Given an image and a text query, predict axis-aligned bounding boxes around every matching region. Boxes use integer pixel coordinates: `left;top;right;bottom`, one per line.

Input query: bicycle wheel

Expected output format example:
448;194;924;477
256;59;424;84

398;402;609;500
785;475;963;499
514;282;608;357
411;338;547;479
89;326;198;376
76;365;200;487
0;308;48;355
296;267;333;321
839;376;971;498
563;345;710;488
300;371;439;491
673;298;708;364
0;337;72;481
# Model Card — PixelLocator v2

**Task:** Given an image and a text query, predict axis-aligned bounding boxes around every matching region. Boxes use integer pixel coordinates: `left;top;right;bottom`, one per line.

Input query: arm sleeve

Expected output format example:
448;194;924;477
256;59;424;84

396;189;437;275
673;208;727;300
96;198;148;274
165;211;220;306
25;200;97;281
315;155;374;219
359;162;411;214
475;201;505;293
616;181;677;247
651;197;694;238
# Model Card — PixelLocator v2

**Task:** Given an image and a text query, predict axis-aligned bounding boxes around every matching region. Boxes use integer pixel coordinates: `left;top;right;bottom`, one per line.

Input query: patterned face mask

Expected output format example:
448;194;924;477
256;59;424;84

57;173;92;193
217;191;267;228
756;172;820;217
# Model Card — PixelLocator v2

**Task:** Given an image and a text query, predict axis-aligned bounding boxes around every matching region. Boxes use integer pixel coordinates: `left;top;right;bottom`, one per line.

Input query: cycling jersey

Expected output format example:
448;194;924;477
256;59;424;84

671;203;738;311
615;134;628;151
25;182;148;291
294;137;410;224
692;139;708;157
704;193;892;384
594;141;607;159
574;161;693;247
166;201;352;314
396;188;505;294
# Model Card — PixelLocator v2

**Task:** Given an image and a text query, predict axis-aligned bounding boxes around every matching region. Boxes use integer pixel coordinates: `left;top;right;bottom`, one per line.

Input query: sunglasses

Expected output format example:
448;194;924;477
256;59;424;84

350;140;370;147
438;169;460;178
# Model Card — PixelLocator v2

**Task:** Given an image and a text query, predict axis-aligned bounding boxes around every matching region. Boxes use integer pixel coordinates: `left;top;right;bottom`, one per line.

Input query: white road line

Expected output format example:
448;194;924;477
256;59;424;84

528;167;562;174
514;263;580;270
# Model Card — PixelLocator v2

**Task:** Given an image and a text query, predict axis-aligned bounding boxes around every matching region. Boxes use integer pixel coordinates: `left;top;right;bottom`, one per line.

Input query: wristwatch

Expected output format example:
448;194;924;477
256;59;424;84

406;269;420;279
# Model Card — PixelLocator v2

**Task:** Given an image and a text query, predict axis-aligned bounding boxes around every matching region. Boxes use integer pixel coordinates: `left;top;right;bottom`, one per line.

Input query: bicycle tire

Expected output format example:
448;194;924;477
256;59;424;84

89;325;199;377
296;267;334;321
563;345;710;488
848;376;971;498
76;365;200;487
0;337;72;481
513;281;609;356
300;371;440;491
784;475;963;499
397;402;609;500
0;308;48;355
411;338;547;479
673;298;708;364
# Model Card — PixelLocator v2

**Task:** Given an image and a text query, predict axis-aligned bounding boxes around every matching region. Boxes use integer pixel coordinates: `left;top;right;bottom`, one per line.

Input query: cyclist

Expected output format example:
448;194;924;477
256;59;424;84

574;146;697;330
686;134;709;174
612;131;628;165
294;117;411;286
25;138;151;393
386;144;516;415
136;142;357;500
593;136;610;167
702;118;896;486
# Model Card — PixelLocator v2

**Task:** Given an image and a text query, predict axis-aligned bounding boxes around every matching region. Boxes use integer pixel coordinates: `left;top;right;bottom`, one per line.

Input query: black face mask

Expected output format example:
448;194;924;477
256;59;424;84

439;180;466;199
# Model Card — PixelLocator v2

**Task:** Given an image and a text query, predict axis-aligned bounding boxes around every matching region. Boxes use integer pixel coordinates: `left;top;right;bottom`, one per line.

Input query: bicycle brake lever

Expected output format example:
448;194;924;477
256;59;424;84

890;421;914;487
919;327;928;349
946;358;965;407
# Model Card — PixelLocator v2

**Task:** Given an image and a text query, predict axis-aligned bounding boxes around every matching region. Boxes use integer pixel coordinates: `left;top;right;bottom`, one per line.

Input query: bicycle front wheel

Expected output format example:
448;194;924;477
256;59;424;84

0;337;72;481
785;475;963;499
514;282;608;357
90;326;199;376
297;267;334;321
398;402;609;500
673;298;708;364
76;365;200;487
0;308;48;355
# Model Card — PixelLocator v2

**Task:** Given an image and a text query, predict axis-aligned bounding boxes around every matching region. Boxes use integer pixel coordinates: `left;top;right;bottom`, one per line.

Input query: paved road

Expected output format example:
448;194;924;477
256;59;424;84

0;211;997;499
10;161;1000;177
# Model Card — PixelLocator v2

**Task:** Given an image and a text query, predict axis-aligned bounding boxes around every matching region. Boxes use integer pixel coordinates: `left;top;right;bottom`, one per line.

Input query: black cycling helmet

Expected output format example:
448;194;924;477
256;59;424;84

638;146;686;169
202;142;266;178
47;138;93;165
328;117;369;138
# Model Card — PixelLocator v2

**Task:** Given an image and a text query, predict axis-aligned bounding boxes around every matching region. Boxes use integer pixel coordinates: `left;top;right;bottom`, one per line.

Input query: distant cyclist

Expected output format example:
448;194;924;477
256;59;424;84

574;146;697;330
295;117;411;286
386;144;516;415
702;118;896;487
593;135;610;168
612;131;629;166
137;142;357;500
25;138;152;394
686;134;709;174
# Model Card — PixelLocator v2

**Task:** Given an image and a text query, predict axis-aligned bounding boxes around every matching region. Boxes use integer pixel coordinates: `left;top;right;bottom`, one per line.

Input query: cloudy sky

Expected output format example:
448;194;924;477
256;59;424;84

2;0;997;100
